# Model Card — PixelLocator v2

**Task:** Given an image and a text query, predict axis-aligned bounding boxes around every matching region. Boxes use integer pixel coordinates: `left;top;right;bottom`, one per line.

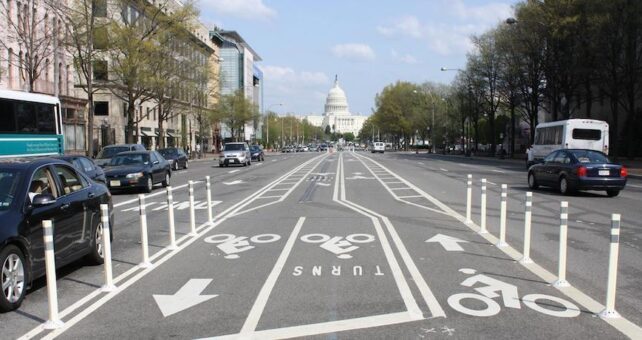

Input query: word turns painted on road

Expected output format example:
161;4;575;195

292;265;385;277
300;233;375;259
204;233;281;259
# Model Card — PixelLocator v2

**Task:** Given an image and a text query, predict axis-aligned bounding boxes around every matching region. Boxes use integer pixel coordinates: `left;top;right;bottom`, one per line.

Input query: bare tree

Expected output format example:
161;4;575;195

0;0;57;92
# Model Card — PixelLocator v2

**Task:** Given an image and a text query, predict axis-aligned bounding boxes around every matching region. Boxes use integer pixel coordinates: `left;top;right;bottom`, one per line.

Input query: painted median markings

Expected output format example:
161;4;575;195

120;200;221;212
426;234;468;252
345;175;374;180
204;233;281;259
153;279;218;317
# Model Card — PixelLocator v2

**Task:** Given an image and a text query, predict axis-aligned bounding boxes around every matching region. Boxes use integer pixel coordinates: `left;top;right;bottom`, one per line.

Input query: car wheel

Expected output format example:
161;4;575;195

86;221;105;265
144;176;153;193
248;159;251;166
162;172;170;187
606;190;620;197
184;161;188;170
173;162;179;171
0;245;26;312
559;176;571;195
528;172;539;189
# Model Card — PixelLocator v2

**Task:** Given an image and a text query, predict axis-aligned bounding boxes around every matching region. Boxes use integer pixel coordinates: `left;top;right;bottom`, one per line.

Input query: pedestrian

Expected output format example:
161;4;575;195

526;145;534;168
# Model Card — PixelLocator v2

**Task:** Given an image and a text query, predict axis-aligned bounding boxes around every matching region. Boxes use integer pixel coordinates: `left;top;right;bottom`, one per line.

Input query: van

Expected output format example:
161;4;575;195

528;119;609;168
372;142;385;153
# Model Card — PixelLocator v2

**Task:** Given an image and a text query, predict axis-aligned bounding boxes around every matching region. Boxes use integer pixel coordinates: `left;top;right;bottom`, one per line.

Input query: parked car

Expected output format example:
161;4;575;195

250;145;265;162
319;144;328;152
158;147;189;171
104;151;171;193
0;158;113;312
527;149;627;197
94;144;146;168
55;155;106;183
219;142;251;167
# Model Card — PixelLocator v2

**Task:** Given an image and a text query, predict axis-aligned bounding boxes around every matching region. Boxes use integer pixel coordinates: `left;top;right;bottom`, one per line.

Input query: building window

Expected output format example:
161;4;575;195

93;26;108;50
93;0;107;17
95;101;109;116
93;60;108;80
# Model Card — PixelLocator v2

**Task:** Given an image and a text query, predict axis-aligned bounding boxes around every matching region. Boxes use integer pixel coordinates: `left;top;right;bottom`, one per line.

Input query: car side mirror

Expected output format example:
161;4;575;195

32;193;56;207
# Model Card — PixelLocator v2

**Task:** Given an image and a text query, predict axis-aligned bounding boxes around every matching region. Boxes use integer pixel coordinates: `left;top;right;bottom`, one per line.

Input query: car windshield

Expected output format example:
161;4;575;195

97;146;130;159
158;149;177;157
0;170;22;212
224;144;245;151
570;150;611;164
109;154;149;166
250;146;261;151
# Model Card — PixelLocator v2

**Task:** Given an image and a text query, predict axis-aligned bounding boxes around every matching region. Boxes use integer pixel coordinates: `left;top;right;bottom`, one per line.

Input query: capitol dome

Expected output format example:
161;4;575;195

324;76;350;116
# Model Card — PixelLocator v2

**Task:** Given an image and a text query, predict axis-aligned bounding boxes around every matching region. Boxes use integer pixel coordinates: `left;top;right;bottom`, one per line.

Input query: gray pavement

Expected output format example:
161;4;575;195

2;151;640;339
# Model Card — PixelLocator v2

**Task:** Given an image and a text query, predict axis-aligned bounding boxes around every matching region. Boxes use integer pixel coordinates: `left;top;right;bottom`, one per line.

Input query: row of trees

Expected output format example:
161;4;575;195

450;0;642;158
1;0;214;156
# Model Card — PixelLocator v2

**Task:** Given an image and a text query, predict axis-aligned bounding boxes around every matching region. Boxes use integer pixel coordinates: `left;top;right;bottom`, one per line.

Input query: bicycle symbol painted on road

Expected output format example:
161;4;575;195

447;268;580;318
300;233;375;259
204;233;281;259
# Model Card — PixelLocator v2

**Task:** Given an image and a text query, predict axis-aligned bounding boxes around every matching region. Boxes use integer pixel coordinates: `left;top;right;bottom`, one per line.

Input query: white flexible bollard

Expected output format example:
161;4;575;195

554;201;570;287
138;194;151;268
100;204;116;292
480;179;488;234
497;184;508;247
166;187;177;250
520;192;533;264
188;180;197;236
466;174;472;223
42;220;64;329
600;214;622;319
206;176;213;223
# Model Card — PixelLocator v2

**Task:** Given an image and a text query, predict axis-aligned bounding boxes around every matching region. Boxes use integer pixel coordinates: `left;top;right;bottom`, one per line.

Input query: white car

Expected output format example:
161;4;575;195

372;142;385;153
219;142;251;167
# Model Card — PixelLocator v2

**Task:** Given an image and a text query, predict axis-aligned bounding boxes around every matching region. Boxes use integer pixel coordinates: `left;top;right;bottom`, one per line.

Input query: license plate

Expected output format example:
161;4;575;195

110;180;121;187
599;170;610;176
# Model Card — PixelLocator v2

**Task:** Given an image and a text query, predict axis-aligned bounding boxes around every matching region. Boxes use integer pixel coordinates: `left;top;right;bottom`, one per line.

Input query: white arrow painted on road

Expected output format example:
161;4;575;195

223;180;244;185
426;234;468;252
153;279;218;317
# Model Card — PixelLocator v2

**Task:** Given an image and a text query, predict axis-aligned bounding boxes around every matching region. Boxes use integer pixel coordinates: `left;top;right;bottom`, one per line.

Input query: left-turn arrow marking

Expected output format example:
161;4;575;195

153;279;218;317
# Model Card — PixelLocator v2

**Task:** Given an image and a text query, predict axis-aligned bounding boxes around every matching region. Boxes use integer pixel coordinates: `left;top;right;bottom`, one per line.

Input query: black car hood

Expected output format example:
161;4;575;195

104;165;148;176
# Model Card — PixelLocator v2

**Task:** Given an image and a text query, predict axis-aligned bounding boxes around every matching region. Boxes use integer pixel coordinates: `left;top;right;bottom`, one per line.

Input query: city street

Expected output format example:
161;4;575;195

2;151;640;339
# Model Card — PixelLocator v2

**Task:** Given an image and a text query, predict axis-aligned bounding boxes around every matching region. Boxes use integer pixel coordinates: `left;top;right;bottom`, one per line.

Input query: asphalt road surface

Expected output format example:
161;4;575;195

2;151;641;339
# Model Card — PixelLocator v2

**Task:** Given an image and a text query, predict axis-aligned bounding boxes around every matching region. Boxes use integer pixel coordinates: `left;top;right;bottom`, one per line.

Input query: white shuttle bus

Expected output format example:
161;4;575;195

528;119;609;168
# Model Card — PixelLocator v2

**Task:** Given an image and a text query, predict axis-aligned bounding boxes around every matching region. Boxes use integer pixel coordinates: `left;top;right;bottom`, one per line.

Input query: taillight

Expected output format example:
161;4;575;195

620;167;628;177
577;166;587;177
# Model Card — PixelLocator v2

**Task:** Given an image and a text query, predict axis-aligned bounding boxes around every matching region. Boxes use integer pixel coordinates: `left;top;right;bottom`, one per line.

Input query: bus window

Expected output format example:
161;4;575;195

36;103;56;133
15;102;37;133
0;99;16;132
572;129;601;140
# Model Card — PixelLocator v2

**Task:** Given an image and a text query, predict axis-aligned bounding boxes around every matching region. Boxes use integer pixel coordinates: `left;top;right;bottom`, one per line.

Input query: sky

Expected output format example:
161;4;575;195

198;0;519;117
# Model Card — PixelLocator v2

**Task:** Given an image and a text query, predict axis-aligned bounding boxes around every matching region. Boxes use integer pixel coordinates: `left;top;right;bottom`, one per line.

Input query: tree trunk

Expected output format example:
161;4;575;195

158;102;165;149
87;91;95;156
126;99;136;144
510;100;516;157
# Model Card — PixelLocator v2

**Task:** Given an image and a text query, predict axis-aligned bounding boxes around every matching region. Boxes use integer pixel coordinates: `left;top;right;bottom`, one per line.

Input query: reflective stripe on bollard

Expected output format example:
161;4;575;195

100;204;116;292
188;180;197;236
139;194;151;268
554;201;570;287
600;214;622;319
42;220;64;329
497;184;508;247
167;187;177;250
466;174;472;224
206;176;213;223
480;179;488;234
520;192;533;264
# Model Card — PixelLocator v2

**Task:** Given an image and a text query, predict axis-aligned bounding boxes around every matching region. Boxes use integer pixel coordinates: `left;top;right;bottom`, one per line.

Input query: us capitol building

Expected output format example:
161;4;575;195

304;76;367;137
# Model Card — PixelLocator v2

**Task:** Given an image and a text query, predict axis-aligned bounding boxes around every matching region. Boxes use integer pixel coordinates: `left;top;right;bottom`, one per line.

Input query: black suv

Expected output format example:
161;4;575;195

0;158;113;312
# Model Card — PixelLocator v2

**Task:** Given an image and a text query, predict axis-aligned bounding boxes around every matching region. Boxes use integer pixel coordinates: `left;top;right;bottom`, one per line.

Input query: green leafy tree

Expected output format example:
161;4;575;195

211;90;259;142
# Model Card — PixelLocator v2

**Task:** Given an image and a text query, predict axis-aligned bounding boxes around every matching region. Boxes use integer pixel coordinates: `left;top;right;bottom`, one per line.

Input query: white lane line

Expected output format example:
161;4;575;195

458;163;472;168
256;196;282;199
357;154;642;338
492;169;506;174
440;168;449;172
390;187;413;190
228;170;240;174
212;312;416;340
487;181;497;185
335;155;423;318
628;184;642;188
418;162;425;165
239;217;306;335
397;195;423;199
26;156;327;340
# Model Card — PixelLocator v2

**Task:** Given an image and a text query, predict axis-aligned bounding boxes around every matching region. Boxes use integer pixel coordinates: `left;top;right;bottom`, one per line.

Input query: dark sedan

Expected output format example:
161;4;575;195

528;149;627;197
0;158;113;312
250;145;265;162
158;147;189;171
56;155;106;183
104;151;171;193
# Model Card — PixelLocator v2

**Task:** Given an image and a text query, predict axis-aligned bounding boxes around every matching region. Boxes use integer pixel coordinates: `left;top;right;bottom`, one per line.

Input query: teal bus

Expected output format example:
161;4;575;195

0;89;64;158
